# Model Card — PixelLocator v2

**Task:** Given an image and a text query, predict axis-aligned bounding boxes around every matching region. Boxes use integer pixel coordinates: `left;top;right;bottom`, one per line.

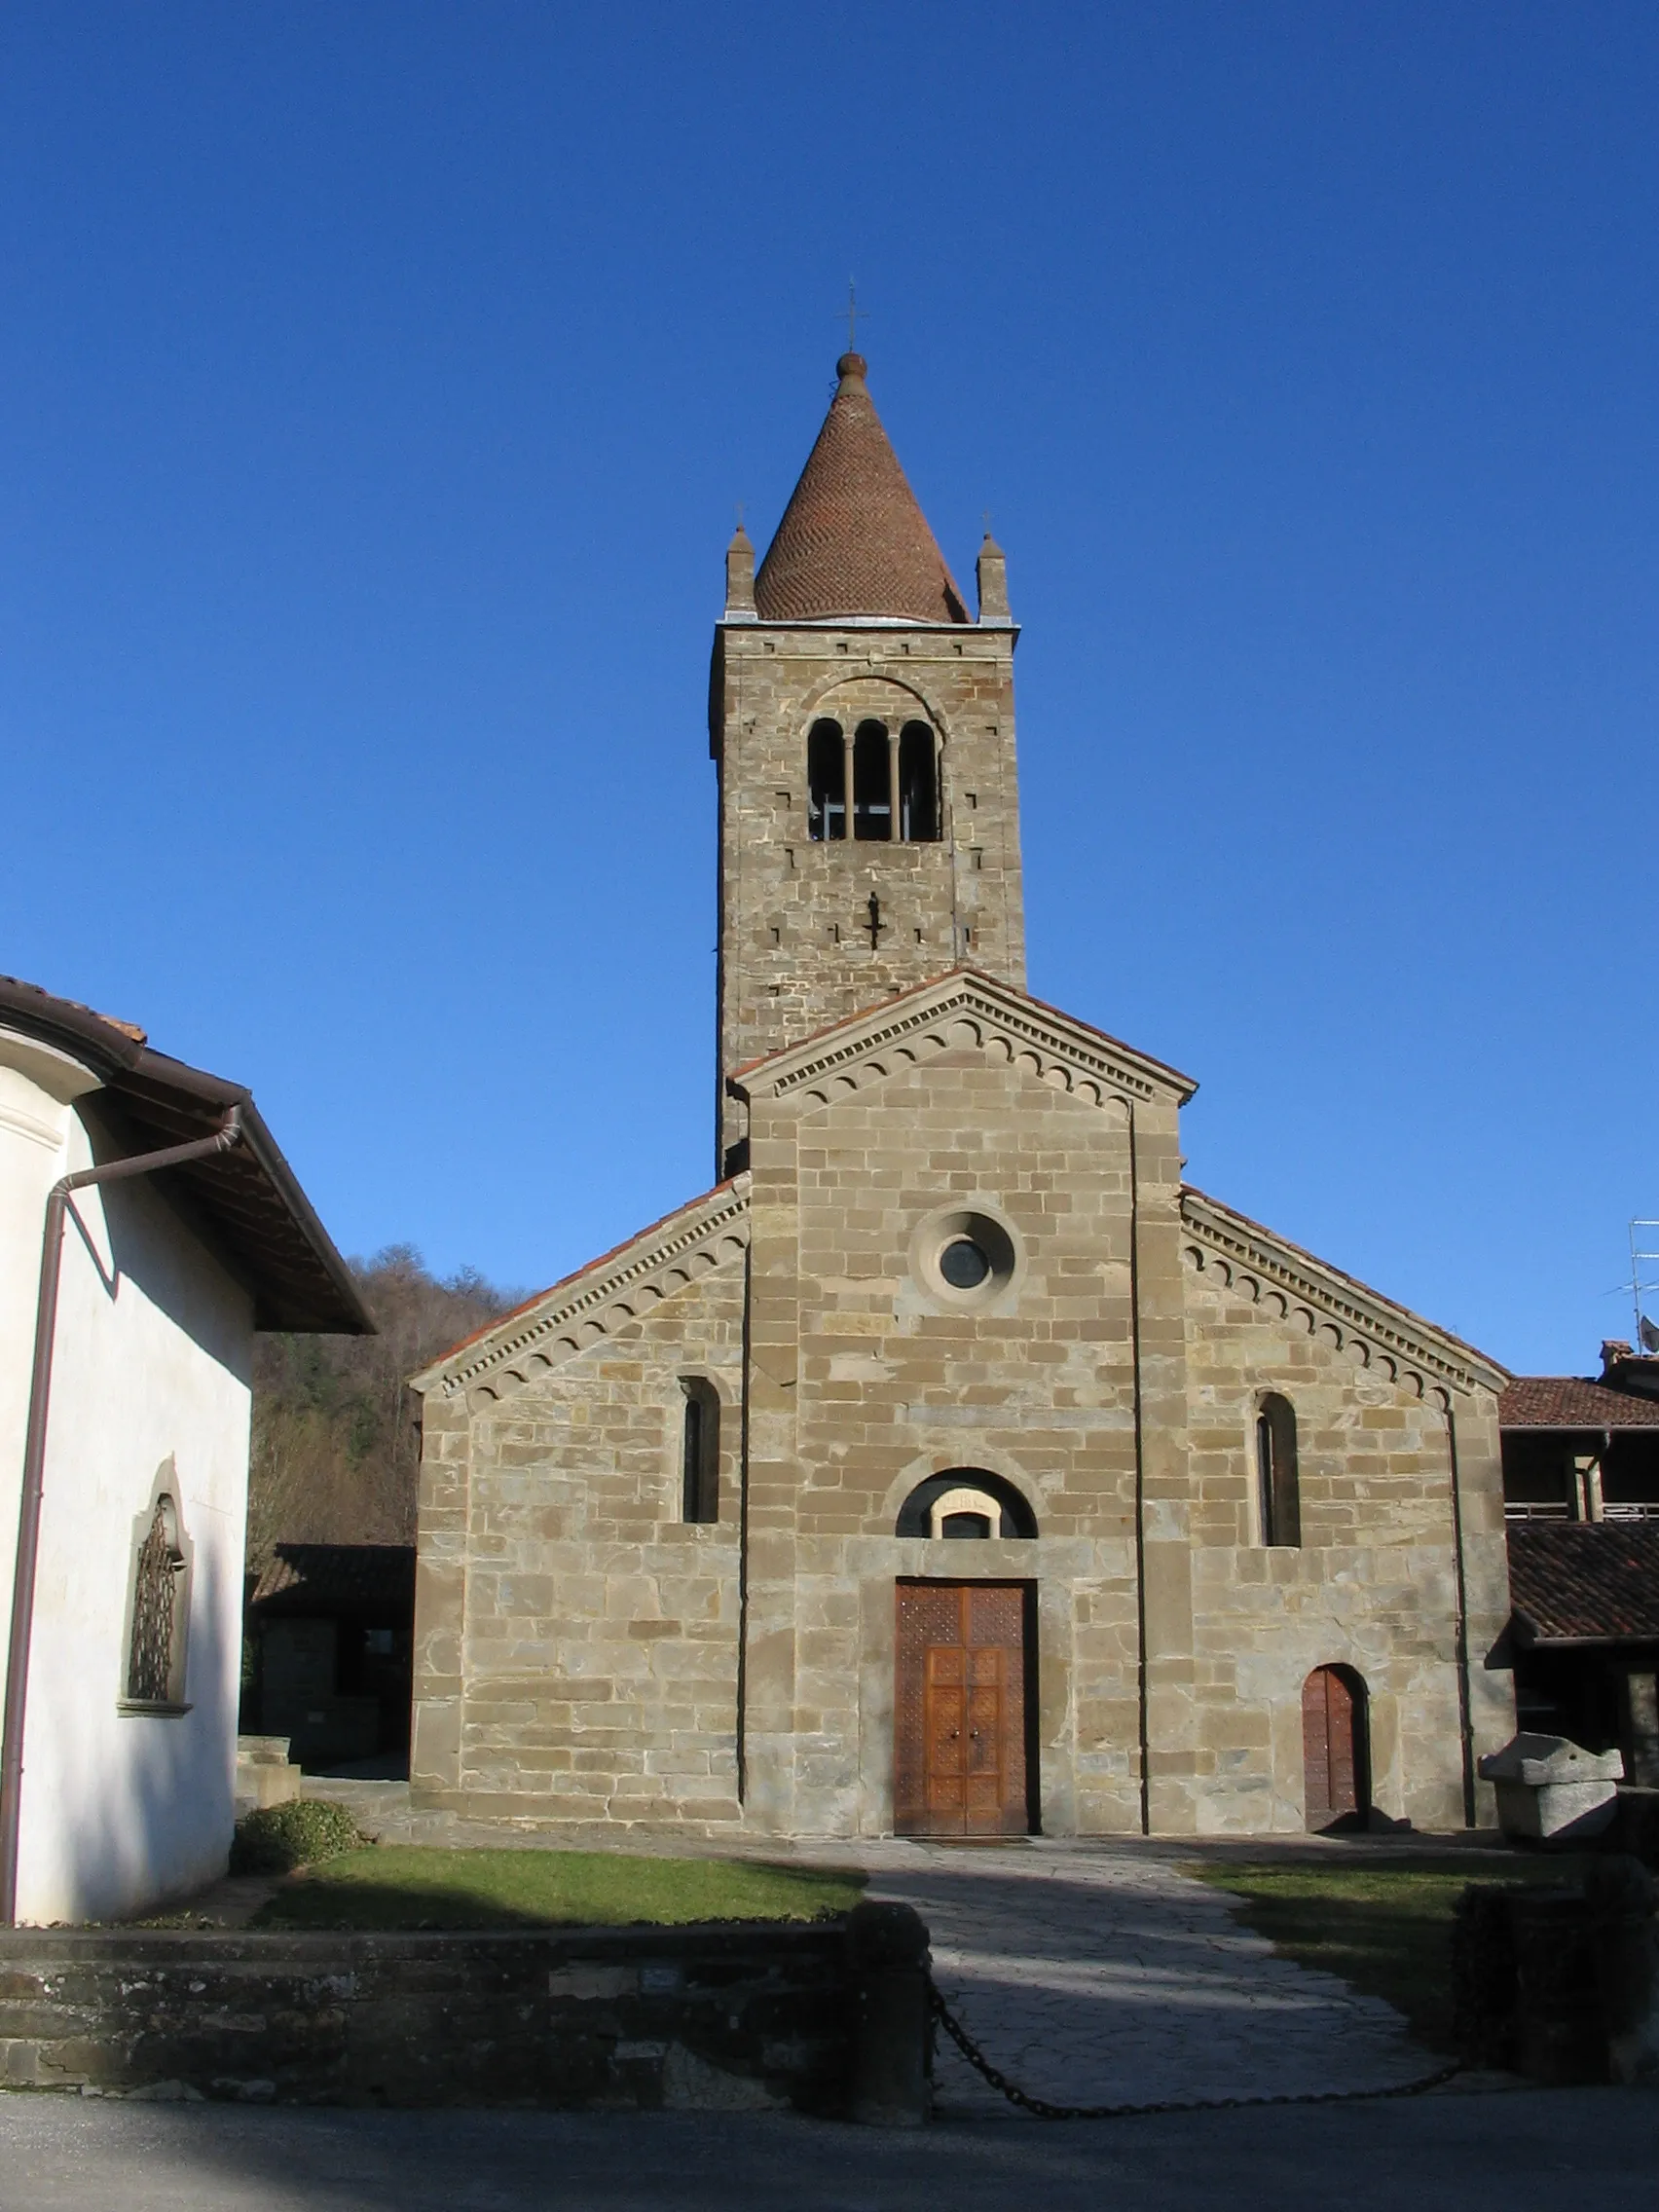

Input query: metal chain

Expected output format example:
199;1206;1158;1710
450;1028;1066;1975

928;1981;1461;2121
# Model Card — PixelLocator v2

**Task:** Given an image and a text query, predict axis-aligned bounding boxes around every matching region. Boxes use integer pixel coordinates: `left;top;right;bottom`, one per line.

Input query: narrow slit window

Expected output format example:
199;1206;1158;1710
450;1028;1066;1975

853;720;892;841
1256;1394;1302;1547
681;1381;719;1524
898;723;939;841
807;720;845;841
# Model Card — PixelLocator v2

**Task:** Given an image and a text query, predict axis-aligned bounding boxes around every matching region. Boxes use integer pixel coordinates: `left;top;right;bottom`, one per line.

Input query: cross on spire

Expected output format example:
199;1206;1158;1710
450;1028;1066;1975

845;278;866;353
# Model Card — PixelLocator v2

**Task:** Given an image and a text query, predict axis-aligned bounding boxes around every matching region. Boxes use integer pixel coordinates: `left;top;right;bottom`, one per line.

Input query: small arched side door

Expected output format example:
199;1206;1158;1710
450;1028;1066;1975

1302;1664;1370;1832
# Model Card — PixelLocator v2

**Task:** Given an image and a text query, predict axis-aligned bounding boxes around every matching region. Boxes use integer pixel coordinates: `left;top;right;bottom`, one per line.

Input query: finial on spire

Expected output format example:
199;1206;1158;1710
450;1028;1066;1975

725;505;756;617
976;526;1010;622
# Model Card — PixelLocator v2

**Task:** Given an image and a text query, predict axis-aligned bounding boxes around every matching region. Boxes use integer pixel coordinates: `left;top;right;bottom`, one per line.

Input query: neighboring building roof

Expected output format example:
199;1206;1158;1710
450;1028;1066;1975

250;1542;416;1621
1506;1522;1659;1645
1499;1376;1659;1429
753;353;970;625
0;974;370;1335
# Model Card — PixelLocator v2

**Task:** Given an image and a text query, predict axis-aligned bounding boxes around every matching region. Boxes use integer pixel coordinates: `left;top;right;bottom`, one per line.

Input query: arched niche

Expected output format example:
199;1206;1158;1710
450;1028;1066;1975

896;1469;1038;1541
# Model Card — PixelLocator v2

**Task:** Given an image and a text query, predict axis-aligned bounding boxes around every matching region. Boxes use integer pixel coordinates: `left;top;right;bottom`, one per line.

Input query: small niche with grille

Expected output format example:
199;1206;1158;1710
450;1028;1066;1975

122;1488;190;1713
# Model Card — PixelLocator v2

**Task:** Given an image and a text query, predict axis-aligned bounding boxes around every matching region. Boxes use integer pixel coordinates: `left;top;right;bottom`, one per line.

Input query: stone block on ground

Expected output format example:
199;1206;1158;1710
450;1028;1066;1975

1478;1734;1623;1843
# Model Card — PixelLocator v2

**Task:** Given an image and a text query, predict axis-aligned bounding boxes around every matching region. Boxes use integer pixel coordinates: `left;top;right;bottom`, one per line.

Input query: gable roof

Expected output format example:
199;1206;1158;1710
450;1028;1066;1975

1499;1376;1659;1429
1506;1522;1659;1644
754;354;969;625
1180;1185;1508;1399
0;973;368;1335
411;1177;750;1398
728;967;1198;1109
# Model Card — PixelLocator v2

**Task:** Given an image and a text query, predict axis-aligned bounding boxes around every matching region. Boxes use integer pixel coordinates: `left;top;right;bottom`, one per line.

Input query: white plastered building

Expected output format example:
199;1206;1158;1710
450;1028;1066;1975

0;977;367;1925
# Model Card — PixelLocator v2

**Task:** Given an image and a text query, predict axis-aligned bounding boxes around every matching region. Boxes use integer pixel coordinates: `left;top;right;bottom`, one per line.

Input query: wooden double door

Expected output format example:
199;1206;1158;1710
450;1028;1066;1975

894;1581;1030;1837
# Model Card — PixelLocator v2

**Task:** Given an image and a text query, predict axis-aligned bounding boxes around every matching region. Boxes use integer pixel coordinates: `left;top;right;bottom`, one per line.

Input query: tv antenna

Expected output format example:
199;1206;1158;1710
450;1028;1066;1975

1627;1219;1659;1351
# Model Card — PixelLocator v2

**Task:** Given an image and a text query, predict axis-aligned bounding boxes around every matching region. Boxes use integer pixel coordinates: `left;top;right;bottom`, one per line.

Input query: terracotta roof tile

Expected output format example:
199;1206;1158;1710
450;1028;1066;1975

754;354;969;624
1499;1376;1659;1428
1506;1522;1659;1643
0;971;147;1047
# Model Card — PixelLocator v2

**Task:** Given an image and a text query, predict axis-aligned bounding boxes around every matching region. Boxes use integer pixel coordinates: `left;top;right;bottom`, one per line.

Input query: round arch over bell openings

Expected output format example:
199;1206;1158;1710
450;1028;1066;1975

896;1470;1038;1541
807;714;940;844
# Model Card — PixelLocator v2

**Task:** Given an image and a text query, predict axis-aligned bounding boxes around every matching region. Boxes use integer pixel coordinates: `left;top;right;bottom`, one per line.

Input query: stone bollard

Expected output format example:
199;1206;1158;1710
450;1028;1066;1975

845;1899;932;2127
1586;1856;1659;2086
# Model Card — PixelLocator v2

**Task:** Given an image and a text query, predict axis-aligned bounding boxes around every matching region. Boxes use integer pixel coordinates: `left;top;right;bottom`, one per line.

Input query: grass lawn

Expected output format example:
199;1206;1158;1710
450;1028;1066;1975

1186;1854;1583;2052
251;1846;866;1932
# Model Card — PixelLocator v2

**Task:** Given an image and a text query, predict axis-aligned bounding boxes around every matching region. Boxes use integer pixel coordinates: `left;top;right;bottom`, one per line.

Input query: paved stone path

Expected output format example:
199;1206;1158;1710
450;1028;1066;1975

283;1788;1460;2118
846;1839;1433;2118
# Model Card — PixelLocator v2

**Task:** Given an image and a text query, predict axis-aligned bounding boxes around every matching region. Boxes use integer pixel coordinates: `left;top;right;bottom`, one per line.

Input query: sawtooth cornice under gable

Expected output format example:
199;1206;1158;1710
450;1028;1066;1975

1181;1186;1508;1401
412;1178;751;1402
728;969;1197;1113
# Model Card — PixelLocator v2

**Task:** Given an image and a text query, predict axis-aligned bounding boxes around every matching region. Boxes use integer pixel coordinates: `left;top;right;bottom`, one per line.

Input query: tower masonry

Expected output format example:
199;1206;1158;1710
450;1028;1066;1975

710;351;1026;1172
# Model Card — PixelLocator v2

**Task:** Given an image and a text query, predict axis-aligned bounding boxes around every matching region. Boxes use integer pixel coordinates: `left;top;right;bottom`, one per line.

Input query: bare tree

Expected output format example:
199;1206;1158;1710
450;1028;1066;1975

247;1245;522;1568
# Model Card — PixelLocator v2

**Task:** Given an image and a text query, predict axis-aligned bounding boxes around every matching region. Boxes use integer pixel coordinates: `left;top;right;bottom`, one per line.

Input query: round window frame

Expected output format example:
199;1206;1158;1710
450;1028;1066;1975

908;1202;1021;1311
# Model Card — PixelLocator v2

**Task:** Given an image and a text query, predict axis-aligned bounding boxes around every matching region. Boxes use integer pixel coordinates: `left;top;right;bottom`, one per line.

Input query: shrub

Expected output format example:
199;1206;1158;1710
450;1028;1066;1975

230;1798;369;1876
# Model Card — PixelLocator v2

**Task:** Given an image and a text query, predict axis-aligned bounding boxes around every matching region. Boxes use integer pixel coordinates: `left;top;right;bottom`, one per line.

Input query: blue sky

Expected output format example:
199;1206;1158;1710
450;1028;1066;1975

2;3;1654;1372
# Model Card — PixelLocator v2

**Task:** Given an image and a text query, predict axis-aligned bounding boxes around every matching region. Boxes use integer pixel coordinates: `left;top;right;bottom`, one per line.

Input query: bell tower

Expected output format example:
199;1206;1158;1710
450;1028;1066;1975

709;351;1027;1173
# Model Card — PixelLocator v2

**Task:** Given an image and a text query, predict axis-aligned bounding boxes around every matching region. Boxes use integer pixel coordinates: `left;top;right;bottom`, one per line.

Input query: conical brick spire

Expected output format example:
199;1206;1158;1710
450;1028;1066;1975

754;354;968;624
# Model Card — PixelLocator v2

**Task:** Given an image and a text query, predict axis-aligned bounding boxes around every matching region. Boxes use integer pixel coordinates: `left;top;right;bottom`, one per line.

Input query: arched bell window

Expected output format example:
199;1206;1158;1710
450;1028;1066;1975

898;722;940;842
853;720;892;841
1256;1393;1301;1548
807;719;846;841
805;717;941;844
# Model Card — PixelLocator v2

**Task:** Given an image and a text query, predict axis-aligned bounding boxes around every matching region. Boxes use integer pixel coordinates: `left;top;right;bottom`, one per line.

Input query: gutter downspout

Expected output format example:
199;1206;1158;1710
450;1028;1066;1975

0;1108;242;1926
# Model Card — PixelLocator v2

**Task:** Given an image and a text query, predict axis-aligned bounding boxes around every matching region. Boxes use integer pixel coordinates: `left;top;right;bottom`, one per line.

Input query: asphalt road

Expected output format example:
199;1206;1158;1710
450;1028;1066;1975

0;2088;1654;2212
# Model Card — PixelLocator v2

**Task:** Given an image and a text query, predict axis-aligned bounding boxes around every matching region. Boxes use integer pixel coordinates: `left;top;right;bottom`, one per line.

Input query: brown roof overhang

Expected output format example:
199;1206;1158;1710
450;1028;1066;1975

1499;1375;1659;1429
1505;1522;1659;1646
0;975;370;1336
250;1543;416;1620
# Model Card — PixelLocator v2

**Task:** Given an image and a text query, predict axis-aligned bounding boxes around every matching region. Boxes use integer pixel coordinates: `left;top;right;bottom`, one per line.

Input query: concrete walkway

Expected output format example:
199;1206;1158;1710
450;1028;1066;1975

1;2091;1654;2212
848;1838;1436;2116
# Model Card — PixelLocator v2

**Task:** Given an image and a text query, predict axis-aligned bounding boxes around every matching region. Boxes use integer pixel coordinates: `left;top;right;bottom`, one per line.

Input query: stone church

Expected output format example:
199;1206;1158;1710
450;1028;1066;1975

410;350;1515;1839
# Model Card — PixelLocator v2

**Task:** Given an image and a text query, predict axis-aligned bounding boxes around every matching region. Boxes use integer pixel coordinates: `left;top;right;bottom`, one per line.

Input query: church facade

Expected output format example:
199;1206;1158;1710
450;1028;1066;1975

409;352;1515;1838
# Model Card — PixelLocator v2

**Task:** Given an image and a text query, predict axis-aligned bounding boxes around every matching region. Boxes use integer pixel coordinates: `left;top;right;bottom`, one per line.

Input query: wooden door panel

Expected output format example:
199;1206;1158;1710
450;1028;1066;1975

1302;1671;1331;1825
1327;1672;1356;1812
1303;1666;1364;1830
896;1582;1029;1838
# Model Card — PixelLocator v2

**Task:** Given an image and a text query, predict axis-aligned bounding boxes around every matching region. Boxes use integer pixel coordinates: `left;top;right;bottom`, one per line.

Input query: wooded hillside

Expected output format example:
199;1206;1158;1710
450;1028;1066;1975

247;1245;522;1568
